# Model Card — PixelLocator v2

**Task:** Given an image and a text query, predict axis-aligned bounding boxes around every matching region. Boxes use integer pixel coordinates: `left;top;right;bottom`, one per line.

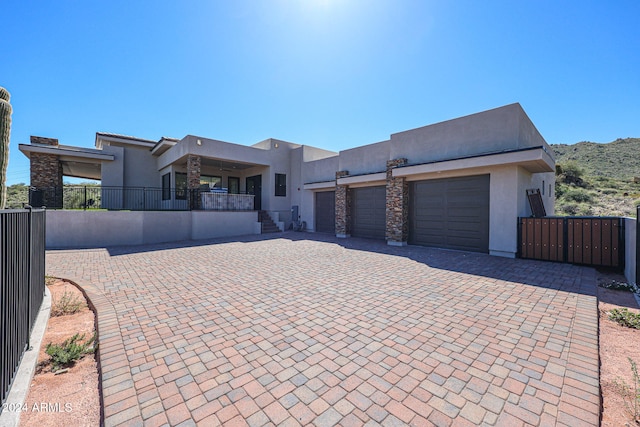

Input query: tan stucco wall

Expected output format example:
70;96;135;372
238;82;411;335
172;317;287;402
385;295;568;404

389;103;550;165
46;210;258;248
338;140;390;176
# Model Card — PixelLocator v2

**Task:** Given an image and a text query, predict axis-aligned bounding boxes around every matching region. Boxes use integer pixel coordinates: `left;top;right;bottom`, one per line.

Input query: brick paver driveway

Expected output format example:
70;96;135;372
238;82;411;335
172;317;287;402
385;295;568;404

46;232;600;426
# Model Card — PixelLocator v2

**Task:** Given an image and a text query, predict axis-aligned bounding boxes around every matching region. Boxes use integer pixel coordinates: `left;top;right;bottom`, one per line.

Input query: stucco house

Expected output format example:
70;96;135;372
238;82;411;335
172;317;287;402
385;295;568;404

19;103;555;257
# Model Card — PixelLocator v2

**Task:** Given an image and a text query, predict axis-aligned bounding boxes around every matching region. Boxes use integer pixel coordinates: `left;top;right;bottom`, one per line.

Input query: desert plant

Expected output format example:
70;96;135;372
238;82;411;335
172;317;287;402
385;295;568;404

614;357;640;424
45;333;96;371
609;308;640;330
0;86;12;209
564;187;593;203
51;289;85;316
600;279;639;293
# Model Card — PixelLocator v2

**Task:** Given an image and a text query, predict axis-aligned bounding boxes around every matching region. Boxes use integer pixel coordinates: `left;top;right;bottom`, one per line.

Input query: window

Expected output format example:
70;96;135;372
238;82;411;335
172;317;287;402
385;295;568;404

162;173;171;200
200;175;222;188
175;173;187;200
228;177;240;194
275;173;286;197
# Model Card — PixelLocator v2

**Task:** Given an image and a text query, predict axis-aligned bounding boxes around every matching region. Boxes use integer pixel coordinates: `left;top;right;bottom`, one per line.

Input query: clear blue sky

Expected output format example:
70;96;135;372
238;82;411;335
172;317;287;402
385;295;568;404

2;0;639;186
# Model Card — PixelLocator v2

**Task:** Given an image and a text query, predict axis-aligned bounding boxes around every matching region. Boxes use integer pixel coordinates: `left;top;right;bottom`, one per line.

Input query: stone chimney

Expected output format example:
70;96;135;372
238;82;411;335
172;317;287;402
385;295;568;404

30;136;59;146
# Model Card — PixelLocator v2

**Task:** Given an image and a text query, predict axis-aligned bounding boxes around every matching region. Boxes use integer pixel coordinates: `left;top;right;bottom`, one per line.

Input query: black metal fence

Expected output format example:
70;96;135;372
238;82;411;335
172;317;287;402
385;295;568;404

28;186;255;211
1;208;46;409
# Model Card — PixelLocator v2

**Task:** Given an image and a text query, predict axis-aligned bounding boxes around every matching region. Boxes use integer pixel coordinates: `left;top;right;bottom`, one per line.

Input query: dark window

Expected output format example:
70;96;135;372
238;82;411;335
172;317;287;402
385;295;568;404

228;177;240;194
162;173;171;200
175;173;187;200
201;175;222;188
275;173;286;197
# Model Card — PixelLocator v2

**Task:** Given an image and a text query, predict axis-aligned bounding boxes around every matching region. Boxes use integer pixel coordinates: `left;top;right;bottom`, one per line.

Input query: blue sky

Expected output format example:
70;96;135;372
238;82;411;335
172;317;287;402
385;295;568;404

2;0;639;185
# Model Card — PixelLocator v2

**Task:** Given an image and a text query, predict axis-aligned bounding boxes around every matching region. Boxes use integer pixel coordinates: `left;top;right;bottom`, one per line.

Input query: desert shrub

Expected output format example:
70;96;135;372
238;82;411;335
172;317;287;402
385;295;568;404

558;162;586;186
45;333;96;371
576;204;593;216
51;289;85;316
609;308;640;329
558;202;579;216
564;188;593;203
600;280;639;293
614;358;640;424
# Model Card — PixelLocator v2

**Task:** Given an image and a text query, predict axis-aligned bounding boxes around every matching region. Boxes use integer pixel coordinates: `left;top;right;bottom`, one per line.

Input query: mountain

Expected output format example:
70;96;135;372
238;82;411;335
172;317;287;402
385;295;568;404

552;138;640;180
550;138;640;217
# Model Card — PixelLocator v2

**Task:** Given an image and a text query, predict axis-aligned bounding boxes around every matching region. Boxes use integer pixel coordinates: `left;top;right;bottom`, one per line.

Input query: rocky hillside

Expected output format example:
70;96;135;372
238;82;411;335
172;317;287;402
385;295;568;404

551;138;640;217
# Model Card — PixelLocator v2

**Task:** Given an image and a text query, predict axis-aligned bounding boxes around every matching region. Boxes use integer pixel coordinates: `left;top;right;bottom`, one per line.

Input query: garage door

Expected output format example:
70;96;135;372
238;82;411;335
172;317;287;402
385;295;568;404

315;191;335;233
351;186;386;239
410;175;490;253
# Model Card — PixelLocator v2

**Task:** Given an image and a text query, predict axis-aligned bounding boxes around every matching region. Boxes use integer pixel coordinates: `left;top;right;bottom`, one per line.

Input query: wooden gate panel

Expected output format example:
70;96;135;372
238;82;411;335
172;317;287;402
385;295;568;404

519;216;623;268
591;220;602;266
534;219;543;259
611;221;620;267
602;220;612;266
583;220;592;265
540;219;550;260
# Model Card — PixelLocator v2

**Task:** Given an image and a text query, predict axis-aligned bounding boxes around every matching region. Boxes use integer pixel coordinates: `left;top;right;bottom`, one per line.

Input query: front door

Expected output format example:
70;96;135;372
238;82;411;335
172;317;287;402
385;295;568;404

246;175;262;210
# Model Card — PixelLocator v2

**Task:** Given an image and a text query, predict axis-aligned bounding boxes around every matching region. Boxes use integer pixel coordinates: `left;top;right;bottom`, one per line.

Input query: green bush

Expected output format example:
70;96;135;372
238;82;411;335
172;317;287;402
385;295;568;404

564;188;593;203
45;333;96;371
51;290;85;317
609;308;640;329
557;203;577;216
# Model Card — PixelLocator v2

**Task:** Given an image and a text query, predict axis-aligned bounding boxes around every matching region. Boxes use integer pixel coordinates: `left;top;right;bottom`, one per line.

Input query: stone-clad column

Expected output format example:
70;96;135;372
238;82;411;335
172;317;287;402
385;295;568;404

187;154;201;210
335;171;351;238
29;136;63;208
386;158;408;246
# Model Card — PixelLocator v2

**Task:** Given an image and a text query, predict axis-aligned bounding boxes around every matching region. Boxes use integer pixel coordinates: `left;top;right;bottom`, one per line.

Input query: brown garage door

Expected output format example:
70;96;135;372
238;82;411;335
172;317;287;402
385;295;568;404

315;191;335;234
410;175;490;253
351;186;386;239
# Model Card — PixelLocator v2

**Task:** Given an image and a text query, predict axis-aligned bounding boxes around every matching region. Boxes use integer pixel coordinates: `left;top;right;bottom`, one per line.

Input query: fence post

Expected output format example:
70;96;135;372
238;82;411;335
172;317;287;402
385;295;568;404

84;186;87;210
26;205;32;350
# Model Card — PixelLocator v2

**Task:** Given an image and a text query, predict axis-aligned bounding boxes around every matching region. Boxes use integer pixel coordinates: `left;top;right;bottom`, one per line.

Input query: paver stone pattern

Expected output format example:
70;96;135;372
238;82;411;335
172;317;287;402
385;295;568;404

45;232;600;426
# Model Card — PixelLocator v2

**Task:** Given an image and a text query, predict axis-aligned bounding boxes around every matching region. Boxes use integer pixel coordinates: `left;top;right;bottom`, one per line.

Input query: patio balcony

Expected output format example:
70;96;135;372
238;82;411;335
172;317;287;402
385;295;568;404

28;186;255;211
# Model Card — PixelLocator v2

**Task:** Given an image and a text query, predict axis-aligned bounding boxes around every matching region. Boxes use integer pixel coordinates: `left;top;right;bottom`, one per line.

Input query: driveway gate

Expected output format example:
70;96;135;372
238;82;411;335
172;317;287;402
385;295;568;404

519;216;624;268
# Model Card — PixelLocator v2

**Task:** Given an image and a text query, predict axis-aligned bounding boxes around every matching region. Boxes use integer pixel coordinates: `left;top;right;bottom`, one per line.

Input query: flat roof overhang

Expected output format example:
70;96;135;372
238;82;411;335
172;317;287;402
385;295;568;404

165;155;268;173
392;146;554;179
303;181;336;190
19;143;114;180
95;133;156;149
336;172;386;188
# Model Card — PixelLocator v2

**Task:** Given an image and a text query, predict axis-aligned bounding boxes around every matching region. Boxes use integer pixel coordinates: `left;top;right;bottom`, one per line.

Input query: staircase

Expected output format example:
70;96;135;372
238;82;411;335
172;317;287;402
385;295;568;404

258;211;281;234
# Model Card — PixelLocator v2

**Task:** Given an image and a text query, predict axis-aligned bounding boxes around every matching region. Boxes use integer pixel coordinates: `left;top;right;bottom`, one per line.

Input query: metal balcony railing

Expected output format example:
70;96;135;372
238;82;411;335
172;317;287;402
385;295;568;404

28;186;255;211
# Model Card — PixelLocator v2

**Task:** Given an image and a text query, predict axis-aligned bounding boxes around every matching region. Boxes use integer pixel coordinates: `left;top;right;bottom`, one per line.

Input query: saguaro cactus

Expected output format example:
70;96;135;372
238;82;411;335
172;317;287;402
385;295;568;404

0;86;11;209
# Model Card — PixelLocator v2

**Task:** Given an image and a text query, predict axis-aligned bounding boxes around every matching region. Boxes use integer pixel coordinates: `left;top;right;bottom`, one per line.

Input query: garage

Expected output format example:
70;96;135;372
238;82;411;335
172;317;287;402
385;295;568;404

315;191;335;234
351;186;386;239
409;175;490;253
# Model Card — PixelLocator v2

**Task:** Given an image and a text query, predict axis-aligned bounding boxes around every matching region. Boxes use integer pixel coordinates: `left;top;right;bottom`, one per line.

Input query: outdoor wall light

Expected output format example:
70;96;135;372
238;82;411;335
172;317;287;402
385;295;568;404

196;139;202;146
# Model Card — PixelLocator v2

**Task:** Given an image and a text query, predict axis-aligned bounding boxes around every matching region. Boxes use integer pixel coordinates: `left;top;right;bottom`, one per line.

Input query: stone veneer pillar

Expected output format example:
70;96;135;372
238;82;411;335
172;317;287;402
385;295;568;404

29;136;63;208
335;170;351;238
187;154;201;210
385;158;408;246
